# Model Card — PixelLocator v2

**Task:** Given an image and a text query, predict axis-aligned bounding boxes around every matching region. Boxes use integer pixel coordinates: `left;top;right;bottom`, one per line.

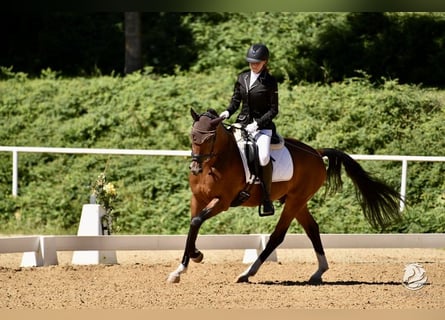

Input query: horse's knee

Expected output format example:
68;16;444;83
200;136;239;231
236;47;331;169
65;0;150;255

190;216;203;228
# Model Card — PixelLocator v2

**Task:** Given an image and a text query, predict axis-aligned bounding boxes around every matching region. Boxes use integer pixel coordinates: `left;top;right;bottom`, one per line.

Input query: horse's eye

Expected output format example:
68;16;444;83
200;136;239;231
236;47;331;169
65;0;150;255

190;134;197;142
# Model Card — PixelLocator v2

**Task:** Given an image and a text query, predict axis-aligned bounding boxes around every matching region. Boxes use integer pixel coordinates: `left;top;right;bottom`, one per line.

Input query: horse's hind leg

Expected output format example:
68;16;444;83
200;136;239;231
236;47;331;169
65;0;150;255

295;205;329;284
236;206;295;283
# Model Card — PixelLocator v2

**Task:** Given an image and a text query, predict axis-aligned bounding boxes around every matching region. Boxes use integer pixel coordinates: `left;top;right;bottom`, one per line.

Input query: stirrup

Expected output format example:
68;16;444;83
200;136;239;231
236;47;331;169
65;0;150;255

259;201;274;217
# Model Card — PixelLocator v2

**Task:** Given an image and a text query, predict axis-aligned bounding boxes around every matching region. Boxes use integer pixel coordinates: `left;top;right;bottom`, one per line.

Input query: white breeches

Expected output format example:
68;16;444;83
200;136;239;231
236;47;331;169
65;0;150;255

253;129;272;166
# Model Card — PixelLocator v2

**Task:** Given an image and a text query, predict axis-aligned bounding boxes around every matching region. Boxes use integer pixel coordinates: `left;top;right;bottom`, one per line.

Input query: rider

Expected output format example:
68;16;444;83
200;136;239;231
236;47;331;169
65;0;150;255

219;43;279;215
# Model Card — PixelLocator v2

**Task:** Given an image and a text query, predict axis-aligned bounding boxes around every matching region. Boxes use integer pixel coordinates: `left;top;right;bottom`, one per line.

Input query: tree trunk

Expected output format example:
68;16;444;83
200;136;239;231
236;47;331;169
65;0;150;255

124;12;142;74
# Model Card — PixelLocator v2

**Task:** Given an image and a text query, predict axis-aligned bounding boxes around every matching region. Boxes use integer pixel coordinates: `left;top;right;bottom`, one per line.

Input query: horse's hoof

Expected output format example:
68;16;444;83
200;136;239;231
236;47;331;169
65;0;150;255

236;274;250;283
308;275;323;285
191;251;204;263
167;273;181;284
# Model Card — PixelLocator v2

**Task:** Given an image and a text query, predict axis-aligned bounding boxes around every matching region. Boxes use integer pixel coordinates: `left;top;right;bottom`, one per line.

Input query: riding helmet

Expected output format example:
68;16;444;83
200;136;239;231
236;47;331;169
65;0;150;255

245;44;269;63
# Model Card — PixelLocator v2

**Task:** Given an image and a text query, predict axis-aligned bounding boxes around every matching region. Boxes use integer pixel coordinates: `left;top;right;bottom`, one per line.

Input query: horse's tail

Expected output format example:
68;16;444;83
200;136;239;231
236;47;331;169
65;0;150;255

319;148;403;230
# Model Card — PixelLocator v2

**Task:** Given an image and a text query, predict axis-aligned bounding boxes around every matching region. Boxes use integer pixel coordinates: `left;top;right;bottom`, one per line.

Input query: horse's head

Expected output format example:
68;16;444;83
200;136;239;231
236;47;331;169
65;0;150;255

189;108;225;175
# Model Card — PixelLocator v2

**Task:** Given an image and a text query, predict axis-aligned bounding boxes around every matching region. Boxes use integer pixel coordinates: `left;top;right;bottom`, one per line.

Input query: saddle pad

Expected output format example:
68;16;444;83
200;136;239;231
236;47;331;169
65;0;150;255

233;128;294;184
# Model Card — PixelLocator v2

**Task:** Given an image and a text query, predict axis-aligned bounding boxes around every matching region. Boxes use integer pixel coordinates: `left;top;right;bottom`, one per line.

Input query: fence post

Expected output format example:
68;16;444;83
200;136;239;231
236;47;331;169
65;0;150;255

12;148;18;197
400;159;408;211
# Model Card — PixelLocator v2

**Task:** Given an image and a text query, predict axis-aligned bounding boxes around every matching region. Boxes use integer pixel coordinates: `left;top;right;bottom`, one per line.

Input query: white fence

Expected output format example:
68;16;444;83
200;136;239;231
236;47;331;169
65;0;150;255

1;233;444;267
1;146;444;211
0;146;188;197
0;146;444;267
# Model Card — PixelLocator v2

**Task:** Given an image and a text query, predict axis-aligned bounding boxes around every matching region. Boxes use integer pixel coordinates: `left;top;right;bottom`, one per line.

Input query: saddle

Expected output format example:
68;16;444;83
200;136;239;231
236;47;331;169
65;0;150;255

243;130;283;181
229;124;289;209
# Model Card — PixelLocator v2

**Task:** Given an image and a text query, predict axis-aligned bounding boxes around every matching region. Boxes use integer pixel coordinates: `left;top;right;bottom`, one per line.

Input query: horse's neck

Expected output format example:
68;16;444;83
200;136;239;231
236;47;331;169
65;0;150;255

215;125;237;153
201;125;243;178
203;125;238;169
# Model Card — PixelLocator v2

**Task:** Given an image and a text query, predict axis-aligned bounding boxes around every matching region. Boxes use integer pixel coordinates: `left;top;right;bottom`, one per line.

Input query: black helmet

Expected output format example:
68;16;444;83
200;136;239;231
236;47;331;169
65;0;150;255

245;44;269;63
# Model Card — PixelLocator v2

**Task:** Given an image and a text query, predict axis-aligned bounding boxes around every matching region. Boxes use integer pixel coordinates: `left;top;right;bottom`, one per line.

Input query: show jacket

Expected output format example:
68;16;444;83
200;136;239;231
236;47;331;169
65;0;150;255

226;68;279;130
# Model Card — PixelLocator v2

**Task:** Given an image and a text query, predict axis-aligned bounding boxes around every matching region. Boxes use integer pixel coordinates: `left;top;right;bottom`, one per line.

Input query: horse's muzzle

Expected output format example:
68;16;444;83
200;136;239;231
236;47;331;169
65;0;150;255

189;161;202;175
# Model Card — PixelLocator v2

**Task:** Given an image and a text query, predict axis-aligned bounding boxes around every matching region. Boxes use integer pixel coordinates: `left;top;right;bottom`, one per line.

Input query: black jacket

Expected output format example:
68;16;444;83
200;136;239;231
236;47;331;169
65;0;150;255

226;68;278;130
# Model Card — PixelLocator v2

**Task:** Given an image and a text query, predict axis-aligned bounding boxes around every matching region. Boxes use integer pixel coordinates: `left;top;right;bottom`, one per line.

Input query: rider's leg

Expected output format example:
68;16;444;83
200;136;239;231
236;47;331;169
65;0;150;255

257;131;274;215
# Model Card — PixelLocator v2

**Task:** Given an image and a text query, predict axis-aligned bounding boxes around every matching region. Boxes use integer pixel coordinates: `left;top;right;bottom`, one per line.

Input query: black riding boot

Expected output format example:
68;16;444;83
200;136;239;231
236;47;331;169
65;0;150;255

260;160;274;216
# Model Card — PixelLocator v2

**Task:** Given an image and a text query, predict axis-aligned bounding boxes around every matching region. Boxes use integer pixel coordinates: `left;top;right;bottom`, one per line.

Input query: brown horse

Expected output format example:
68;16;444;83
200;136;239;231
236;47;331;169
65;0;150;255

167;108;402;284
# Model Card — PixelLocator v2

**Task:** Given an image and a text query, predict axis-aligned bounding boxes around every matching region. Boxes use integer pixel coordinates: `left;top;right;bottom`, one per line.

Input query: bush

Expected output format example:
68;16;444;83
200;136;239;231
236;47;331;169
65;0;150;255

0;70;443;234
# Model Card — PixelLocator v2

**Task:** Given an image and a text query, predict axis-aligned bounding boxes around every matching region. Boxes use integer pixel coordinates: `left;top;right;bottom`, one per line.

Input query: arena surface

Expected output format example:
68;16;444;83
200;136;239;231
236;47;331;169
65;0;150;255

0;248;444;309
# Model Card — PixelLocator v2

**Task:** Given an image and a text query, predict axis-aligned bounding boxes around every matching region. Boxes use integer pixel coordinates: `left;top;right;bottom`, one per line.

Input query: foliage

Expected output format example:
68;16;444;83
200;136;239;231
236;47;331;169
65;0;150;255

185;12;342;83
91;172;118;234
1;13;445;86
296;13;445;86
0;70;443;235
91;173;117;213
1;12;444;236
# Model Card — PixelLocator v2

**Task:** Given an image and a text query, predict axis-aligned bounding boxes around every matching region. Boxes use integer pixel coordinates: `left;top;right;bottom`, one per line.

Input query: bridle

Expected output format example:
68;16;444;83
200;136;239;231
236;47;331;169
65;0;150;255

190;128;217;164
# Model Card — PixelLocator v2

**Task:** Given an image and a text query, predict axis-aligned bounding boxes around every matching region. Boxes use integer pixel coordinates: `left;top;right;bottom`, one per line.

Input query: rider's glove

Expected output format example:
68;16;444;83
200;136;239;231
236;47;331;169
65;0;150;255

219;110;230;119
245;121;258;134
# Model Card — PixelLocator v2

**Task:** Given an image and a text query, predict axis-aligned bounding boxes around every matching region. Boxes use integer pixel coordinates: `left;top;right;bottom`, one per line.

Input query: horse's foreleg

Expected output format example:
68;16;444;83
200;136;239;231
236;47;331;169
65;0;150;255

237;210;294;283
296;206;329;284
167;217;205;283
167;253;189;283
167;198;220;284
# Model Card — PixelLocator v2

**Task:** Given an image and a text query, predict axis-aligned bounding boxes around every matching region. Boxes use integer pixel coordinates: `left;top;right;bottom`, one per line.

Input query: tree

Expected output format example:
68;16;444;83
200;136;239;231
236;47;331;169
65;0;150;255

124;12;142;74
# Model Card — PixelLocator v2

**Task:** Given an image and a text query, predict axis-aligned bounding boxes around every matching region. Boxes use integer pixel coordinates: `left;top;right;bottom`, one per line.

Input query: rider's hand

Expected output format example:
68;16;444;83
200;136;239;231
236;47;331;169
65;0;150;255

219;111;230;119
245;121;258;134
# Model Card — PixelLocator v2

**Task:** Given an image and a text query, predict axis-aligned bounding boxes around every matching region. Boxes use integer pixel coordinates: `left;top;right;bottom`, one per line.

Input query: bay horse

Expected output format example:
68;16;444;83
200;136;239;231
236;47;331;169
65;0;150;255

167;108;402;284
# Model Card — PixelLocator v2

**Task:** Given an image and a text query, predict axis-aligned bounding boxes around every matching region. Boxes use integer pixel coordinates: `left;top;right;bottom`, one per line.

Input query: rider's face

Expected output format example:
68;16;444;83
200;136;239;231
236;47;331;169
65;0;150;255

249;60;267;74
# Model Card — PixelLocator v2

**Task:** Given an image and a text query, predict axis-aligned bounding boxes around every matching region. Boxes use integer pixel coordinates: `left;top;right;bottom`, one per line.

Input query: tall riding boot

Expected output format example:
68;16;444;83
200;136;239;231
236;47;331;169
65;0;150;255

260;160;274;216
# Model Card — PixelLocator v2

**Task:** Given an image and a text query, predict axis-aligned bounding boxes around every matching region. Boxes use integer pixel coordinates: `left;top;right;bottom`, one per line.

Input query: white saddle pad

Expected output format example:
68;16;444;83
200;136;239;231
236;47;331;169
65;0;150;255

233;127;294;184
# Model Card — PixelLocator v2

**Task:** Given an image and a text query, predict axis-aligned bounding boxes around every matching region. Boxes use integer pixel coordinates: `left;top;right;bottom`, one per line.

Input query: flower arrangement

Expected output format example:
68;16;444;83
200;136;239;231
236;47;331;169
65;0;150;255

91;173;117;235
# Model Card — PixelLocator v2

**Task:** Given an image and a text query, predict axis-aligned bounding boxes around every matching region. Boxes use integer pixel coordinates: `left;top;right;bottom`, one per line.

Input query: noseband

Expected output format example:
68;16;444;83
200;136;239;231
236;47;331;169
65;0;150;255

190;128;217;164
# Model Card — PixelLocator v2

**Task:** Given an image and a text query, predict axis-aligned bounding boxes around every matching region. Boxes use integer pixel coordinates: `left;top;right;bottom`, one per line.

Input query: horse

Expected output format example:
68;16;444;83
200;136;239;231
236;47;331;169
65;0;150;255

167;108;403;284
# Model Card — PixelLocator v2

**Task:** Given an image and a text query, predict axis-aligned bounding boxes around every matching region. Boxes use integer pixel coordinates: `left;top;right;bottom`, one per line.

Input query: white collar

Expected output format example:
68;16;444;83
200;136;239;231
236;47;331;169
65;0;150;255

249;70;261;88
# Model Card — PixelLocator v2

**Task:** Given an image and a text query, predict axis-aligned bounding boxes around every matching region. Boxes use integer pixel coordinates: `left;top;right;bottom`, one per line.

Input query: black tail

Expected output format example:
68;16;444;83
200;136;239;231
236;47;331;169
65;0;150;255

319;148;403;230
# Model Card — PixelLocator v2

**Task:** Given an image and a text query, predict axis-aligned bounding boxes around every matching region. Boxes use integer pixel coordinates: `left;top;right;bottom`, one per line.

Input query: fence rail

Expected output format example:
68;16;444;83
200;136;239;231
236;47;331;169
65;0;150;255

1;233;444;267
1;146;444;211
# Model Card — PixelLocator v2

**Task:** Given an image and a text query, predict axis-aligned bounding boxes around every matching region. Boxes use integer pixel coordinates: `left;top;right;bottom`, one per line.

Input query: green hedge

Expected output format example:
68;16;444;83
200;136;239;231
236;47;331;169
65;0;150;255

0;69;444;234
2;13;445;86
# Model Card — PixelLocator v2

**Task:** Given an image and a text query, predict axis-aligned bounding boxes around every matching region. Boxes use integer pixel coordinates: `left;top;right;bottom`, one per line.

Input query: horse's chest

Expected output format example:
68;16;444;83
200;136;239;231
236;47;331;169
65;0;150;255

191;172;225;195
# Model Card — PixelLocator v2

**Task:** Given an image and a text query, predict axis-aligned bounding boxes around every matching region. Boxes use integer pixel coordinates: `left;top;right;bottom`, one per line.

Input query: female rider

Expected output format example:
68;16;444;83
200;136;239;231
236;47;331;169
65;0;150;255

219;43;279;215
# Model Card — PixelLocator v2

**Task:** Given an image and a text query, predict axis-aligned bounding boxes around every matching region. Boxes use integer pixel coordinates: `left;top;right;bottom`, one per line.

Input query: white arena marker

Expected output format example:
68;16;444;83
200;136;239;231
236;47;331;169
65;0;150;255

71;204;117;265
242;234;277;264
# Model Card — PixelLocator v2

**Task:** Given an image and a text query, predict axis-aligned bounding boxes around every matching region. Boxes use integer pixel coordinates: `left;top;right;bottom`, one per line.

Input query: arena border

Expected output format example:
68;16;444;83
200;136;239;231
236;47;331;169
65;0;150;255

0;233;443;267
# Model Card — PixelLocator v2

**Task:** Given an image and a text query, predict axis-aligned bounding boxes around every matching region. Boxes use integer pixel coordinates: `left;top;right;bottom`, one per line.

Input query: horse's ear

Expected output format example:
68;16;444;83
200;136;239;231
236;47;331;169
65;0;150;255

190;108;200;122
